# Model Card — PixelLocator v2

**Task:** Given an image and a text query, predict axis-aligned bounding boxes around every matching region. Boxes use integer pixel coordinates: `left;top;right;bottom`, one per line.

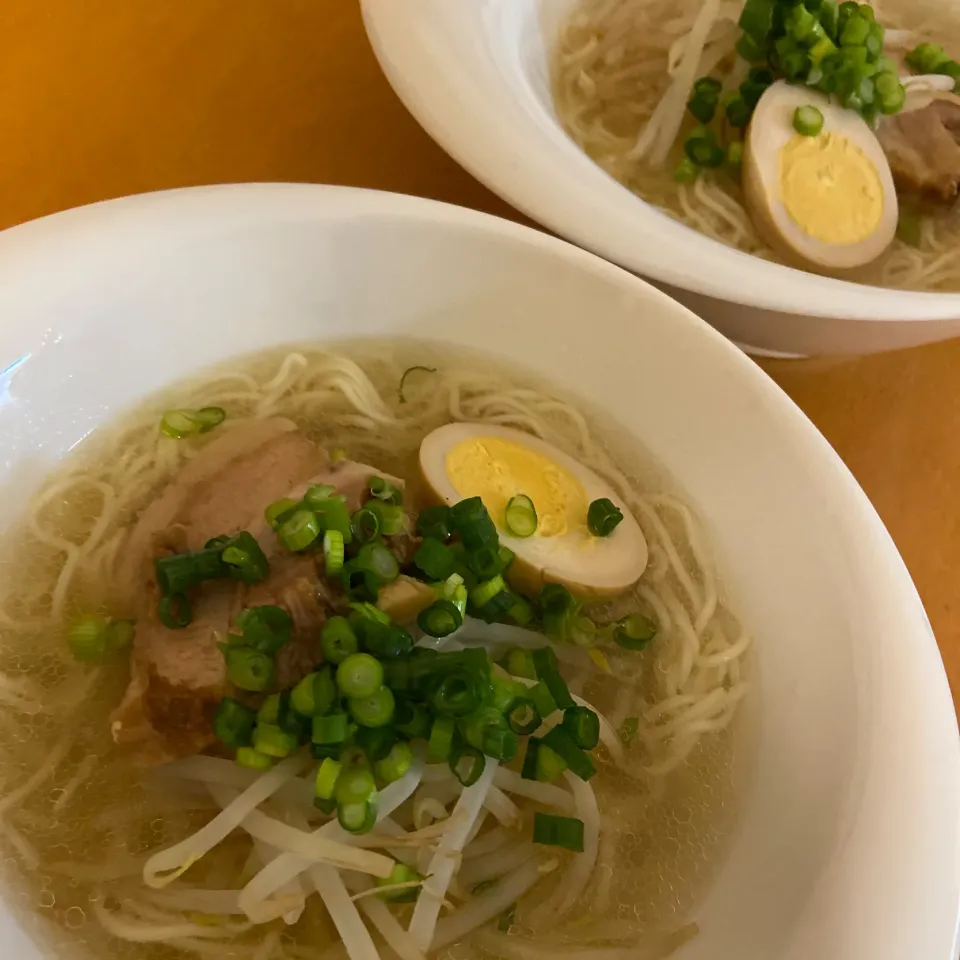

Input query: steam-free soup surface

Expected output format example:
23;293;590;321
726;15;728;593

0;344;750;960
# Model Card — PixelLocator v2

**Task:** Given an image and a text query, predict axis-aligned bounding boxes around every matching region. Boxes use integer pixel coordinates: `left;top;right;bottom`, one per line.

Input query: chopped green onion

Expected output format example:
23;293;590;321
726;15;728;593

303;483;337;510
781;49;811;81
234;605;292;655
221;531;271;585
359;622;415;660
587;498;624;537
450;744;486;786
532;647;575;710
352;728;395;767
313;497;354;543
278;509;321;552
428;716;456;763
375;740;414;783
466;544;504;580
158;593;191;629
337;653;384;699
674;157;699;183
323;530;345;574
616;613;657;651
67;615;134;662
159;406;226;439
339;745;370;769
505;698;540;736
254;724;298;758
415;538;456;580
505;647;537;681
213;698;256;749
535;743;568;783
225;647;274;692
735;31;765;63
742;68;773;106
725;95;753;128
471;575;506;610
562;706;600;750
684;128;725;168
265;497;299;529
541;726;596;781
418;599;463;638
366;501;405;536
341;562;377;601
369;476;403;506
462;706;505;751
738;0;775;42
687;76;721;124
257;693;281;726
338;799;377;835
349;686;396;728
450;497;499;551
312;712;350;745
507;595;534;626
483;726;519;762
429;667;487;718
321;616;359;664
504;495;538;538
350;602;391;626
809;34;837;65
520;737;541;781
532;813;585;852
540;583;574;617
905;42;949;75
793;105;824;136
417;505;452;541
619;716;640;745
315;757;342;800
154;546;228;595
489;673;520;713
395;698;431;739
376;863;422;902
935;59;960;92
877;80;905;114
291;670;328;717
236;747;274;771
528;680;558;720
336;767;376;805
351;508;380;544
357;543;400;584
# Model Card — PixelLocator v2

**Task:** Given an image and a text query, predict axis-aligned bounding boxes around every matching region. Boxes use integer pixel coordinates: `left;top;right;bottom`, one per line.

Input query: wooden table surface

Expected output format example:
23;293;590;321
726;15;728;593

3;0;957;709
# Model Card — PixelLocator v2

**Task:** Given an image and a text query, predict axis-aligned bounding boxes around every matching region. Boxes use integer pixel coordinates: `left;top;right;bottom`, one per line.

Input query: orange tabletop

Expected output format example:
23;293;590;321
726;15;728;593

2;0;957;710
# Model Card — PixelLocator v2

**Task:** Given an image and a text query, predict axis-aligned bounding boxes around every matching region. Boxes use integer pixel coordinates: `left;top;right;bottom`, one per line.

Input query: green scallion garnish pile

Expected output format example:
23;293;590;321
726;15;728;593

141;473;655;845
677;0;960;182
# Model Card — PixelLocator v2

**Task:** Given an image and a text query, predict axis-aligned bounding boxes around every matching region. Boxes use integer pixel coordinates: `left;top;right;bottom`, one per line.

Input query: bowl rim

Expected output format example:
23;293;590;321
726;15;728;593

360;0;960;322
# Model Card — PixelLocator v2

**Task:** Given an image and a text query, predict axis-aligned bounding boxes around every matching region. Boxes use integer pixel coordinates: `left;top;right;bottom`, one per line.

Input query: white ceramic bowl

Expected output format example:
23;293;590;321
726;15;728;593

361;0;960;356
0;185;956;959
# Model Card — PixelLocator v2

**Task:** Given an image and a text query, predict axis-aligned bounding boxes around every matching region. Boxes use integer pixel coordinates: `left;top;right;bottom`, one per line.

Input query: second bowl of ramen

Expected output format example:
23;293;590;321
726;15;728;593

363;0;960;355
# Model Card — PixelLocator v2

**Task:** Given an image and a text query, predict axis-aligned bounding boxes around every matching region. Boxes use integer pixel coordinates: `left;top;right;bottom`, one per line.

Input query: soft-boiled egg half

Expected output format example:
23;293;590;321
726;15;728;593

743;81;898;272
419;423;648;598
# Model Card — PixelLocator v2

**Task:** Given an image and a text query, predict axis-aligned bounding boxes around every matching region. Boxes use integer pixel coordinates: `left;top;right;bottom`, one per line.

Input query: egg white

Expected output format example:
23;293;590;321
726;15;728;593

743;81;898;271
418;423;649;598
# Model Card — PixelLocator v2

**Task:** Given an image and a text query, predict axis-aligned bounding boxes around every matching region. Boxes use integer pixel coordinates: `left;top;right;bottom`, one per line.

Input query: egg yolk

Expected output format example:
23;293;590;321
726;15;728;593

778;131;883;245
444;437;587;537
